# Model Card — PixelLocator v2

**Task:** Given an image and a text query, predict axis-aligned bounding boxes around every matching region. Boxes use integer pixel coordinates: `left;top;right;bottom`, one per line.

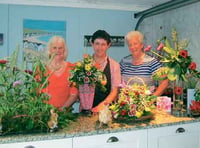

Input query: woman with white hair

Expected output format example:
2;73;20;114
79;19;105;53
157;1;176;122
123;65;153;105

42;36;78;109
120;31;168;96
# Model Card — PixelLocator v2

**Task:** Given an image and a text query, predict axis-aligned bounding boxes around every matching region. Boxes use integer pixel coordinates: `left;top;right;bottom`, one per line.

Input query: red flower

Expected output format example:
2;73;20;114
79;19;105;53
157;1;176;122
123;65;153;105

134;91;140;96
174;86;182;95
84;77;89;83
179;50;188;58
0;60;7;64
83;54;88;58
93;62;100;69
120;109;127;116
120;101;126;107
190;100;200;112
24;70;33;75
188;62;196;70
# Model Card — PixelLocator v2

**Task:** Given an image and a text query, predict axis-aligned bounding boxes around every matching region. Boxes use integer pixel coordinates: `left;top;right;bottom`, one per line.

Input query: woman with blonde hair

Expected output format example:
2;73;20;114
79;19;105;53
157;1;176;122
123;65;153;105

42;36;78;109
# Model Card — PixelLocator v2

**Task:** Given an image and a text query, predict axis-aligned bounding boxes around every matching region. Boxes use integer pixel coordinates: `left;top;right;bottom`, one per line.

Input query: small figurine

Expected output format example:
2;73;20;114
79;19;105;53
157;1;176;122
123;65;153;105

47;109;58;132
98;102;112;127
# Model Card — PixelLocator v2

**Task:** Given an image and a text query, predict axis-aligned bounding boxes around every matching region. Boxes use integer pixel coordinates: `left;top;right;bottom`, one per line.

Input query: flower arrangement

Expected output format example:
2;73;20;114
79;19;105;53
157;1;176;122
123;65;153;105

144;28;200;82
189;89;200;115
69;54;106;91
0;47;77;135
109;78;156;121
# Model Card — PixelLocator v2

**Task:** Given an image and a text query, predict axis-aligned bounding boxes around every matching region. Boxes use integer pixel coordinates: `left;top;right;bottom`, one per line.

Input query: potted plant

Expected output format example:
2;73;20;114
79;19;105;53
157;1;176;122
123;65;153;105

69;54;106;111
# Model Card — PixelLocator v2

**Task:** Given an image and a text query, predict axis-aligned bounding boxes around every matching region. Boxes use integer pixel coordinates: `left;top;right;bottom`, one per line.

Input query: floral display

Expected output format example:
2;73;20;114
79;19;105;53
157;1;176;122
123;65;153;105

144;28;200;82
69;54;106;91
0;47;77;135
109;79;156;121
189;89;200;115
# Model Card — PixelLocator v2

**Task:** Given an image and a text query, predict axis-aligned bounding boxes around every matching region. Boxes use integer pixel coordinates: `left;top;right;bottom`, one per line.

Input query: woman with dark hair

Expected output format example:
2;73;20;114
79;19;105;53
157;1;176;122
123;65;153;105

90;30;121;112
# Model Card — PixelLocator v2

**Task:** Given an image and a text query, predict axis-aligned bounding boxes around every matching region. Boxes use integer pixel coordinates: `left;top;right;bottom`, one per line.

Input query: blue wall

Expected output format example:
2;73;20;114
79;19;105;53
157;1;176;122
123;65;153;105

0;4;137;62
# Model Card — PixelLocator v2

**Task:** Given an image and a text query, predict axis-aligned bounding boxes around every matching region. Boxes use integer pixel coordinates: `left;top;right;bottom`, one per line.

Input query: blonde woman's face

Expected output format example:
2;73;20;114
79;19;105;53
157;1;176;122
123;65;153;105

50;40;65;60
126;37;143;56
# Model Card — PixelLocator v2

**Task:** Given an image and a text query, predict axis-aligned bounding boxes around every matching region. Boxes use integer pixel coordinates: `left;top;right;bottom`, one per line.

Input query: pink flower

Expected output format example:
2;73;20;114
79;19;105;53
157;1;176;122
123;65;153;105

144;45;152;52
13;80;23;87
157;43;164;51
85;71;91;76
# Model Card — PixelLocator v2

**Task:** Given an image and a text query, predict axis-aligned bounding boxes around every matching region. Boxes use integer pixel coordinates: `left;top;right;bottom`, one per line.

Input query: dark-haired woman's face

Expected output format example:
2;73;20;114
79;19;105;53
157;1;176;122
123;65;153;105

91;38;110;57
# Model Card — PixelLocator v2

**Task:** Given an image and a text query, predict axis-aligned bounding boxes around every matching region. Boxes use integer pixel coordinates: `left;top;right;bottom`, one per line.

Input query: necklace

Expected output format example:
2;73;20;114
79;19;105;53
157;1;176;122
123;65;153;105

49;61;66;75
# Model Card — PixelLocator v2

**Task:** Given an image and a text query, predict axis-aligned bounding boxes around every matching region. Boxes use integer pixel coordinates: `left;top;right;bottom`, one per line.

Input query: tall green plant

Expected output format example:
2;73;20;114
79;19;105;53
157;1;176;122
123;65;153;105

0;47;77;135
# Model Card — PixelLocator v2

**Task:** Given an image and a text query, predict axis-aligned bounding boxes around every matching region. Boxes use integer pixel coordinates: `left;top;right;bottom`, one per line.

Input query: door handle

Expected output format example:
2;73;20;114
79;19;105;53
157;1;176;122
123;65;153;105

176;127;185;133
107;136;119;143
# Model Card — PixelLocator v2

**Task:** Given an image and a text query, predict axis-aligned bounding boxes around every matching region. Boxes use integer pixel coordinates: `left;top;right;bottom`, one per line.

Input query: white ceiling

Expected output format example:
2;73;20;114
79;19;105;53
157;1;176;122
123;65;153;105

0;0;172;11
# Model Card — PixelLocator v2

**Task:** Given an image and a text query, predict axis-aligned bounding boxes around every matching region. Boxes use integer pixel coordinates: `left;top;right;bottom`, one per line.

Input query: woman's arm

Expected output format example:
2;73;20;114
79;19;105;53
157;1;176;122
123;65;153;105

153;79;169;96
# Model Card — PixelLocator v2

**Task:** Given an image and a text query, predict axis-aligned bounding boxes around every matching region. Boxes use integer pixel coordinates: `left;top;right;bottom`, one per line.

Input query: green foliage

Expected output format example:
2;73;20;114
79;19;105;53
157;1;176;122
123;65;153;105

194;89;200;101
0;47;77;135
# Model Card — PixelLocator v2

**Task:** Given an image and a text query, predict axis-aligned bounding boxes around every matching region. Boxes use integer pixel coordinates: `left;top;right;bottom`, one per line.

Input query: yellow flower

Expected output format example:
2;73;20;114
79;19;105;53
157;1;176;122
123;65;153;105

85;64;91;71
145;107;151;112
109;104;116;110
76;62;82;67
135;111;142;118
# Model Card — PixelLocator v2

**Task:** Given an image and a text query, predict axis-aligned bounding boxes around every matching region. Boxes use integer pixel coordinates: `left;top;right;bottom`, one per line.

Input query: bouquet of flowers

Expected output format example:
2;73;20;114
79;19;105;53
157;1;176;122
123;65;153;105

144;28;200;82
69;54;106;91
109;77;156;121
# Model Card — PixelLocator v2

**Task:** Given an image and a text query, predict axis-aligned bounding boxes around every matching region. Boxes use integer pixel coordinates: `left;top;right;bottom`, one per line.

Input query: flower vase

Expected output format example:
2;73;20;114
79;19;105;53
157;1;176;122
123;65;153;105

172;80;185;116
78;84;95;112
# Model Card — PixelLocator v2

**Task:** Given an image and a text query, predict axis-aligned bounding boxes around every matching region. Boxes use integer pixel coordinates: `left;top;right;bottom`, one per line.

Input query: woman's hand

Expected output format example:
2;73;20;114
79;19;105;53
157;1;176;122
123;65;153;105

91;103;104;113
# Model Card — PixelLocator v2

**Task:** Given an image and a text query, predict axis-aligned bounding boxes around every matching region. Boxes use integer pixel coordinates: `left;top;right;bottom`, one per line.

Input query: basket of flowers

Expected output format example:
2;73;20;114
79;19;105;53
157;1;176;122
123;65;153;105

109;77;156;123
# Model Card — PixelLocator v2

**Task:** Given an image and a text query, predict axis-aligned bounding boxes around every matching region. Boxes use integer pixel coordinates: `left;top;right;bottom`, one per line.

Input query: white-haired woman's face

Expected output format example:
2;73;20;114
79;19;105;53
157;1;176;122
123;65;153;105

126;36;143;56
50;39;65;61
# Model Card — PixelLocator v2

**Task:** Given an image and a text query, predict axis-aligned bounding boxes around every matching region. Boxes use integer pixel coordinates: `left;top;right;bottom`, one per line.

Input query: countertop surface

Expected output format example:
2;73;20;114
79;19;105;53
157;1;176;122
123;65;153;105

0;110;200;144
